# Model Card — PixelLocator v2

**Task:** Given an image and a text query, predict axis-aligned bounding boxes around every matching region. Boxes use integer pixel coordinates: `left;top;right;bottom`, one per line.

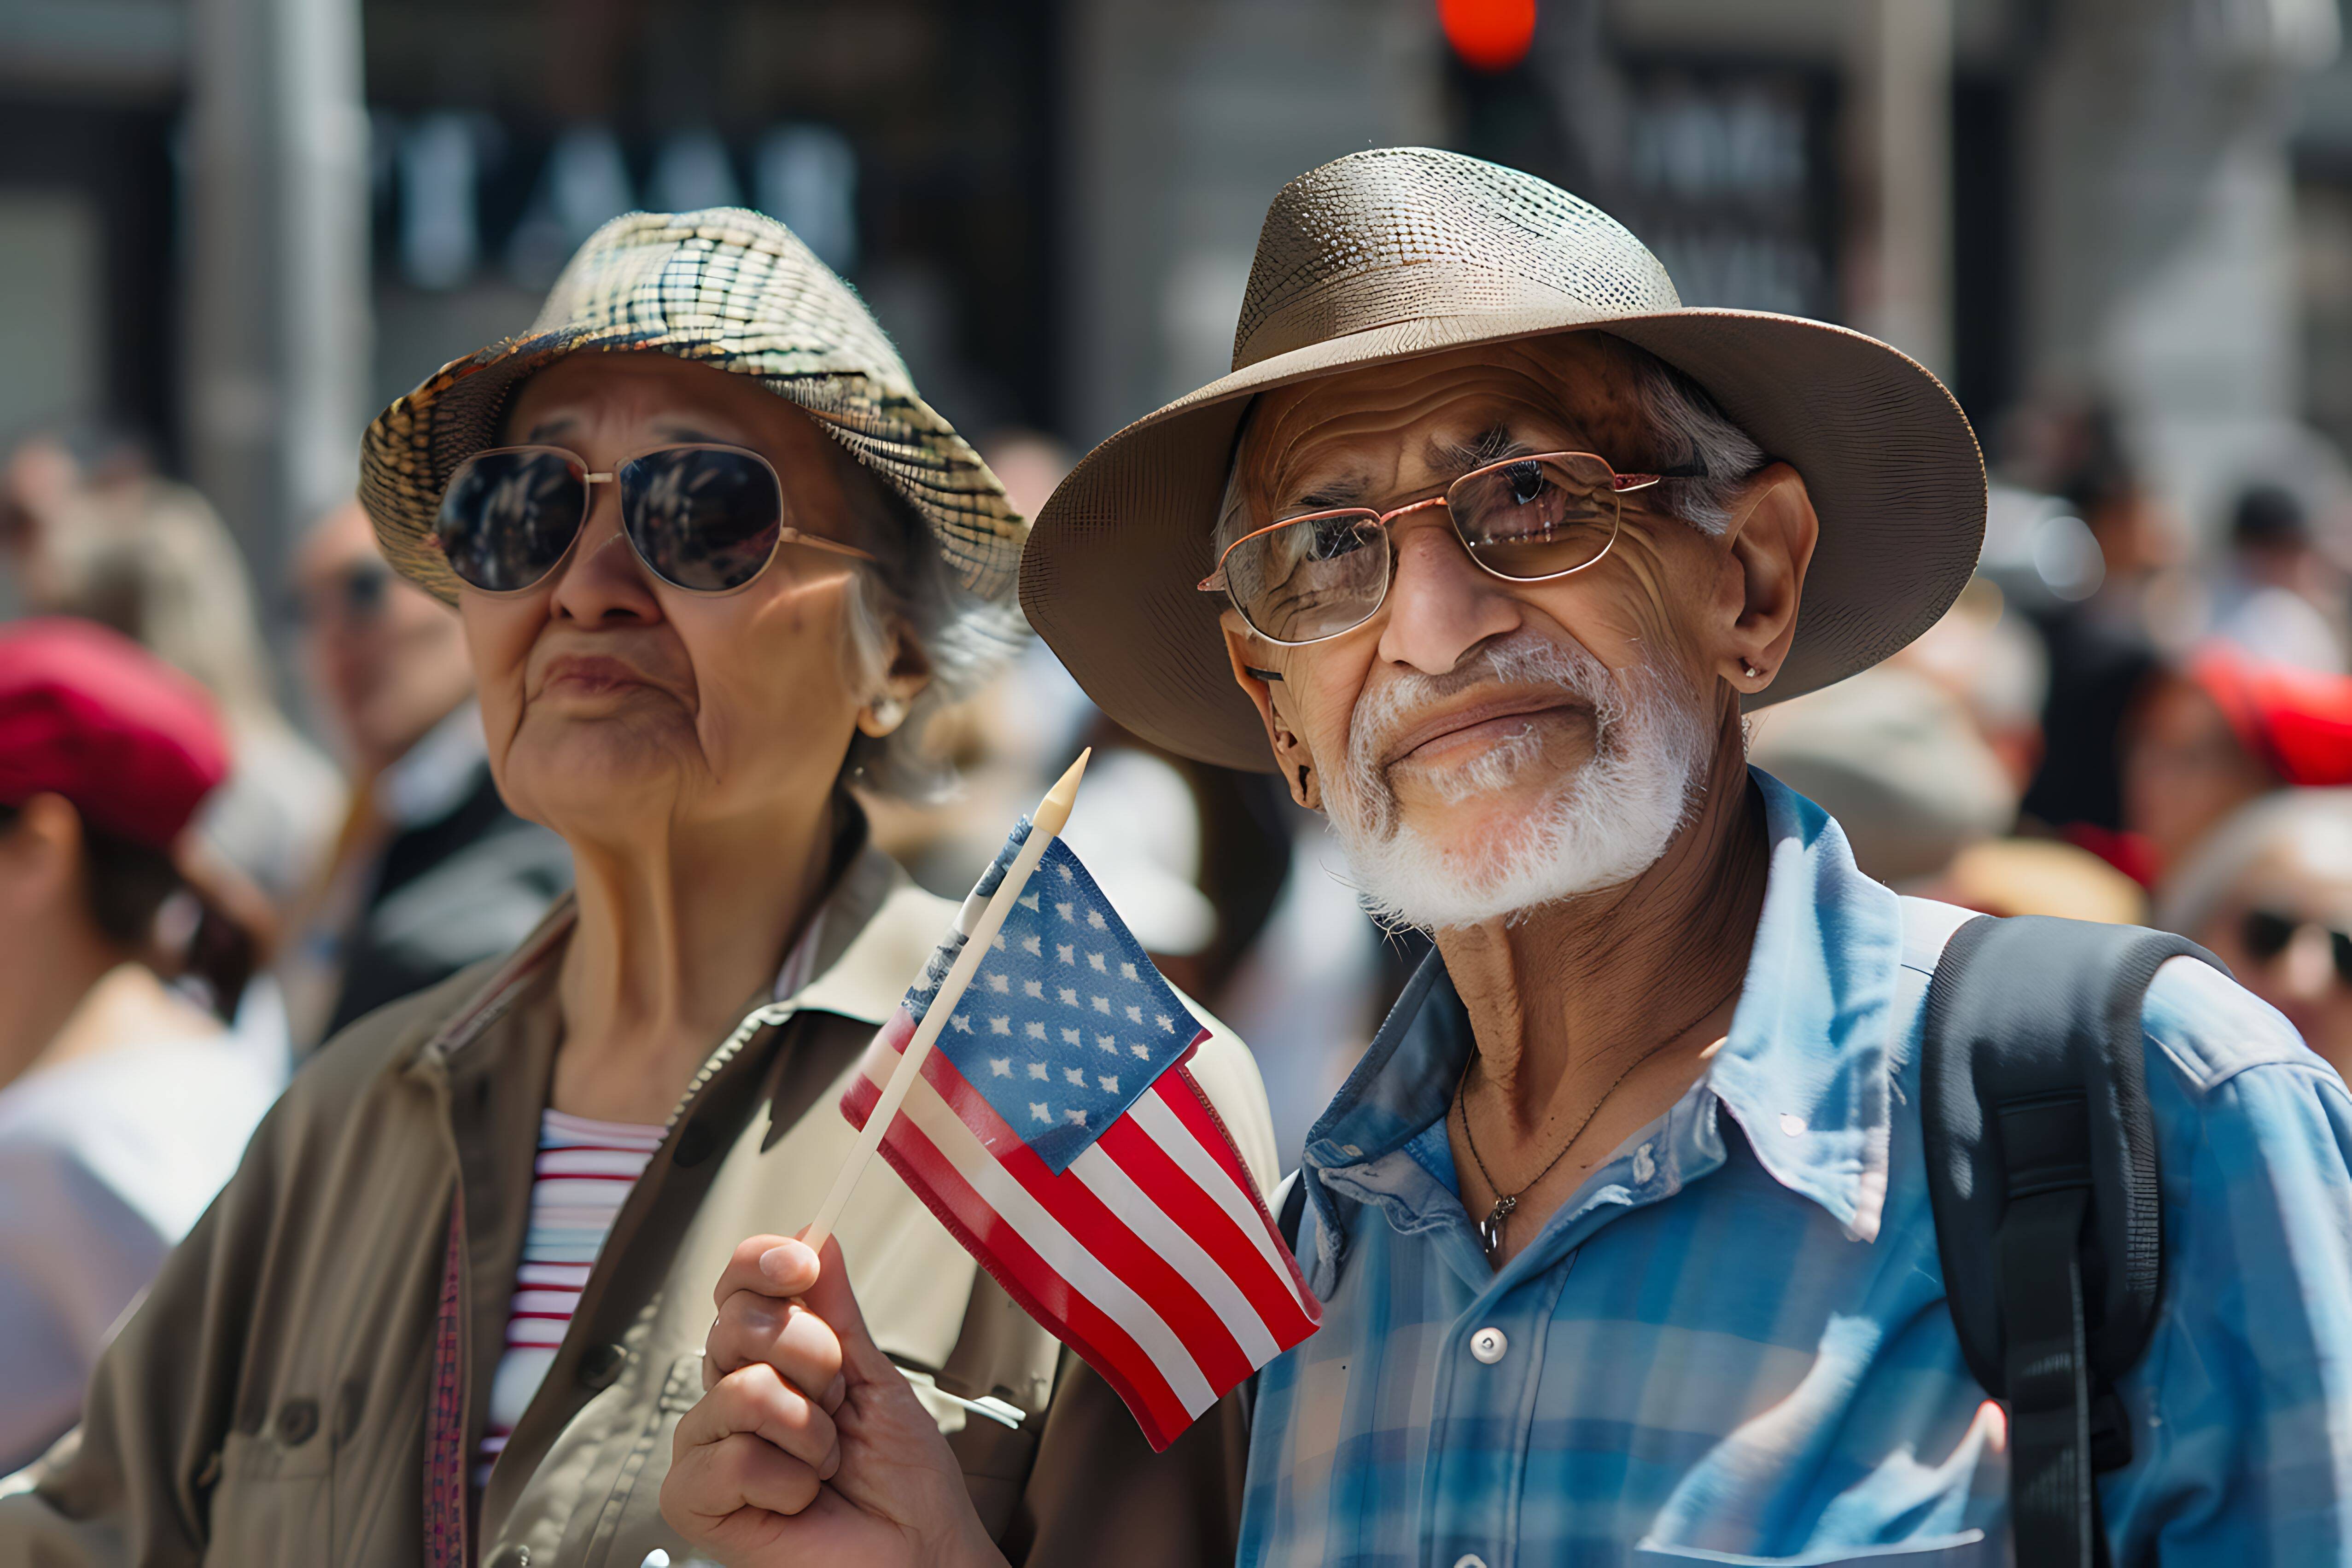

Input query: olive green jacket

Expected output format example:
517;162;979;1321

0;842;1274;1567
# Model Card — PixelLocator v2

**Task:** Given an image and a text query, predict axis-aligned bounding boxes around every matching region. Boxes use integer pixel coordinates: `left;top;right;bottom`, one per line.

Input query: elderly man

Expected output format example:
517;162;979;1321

646;152;2352;1568
1016;150;2352;1563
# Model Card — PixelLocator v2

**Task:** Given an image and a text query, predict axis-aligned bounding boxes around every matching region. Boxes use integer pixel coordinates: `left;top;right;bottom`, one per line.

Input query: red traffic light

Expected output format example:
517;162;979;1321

1440;0;1537;72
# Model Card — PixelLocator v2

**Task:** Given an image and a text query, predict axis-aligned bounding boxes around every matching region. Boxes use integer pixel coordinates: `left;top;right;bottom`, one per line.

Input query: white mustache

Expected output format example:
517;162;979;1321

1341;633;1628;827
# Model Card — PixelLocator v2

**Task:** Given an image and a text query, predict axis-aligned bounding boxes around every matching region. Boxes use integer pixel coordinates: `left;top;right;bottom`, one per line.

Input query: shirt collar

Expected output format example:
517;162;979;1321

374;701;489;827
1299;768;1907;1280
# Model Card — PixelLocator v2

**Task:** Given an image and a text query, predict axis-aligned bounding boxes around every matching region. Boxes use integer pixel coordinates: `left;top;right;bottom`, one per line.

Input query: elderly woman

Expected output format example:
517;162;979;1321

0;211;1275;1568
2162;789;2352;1078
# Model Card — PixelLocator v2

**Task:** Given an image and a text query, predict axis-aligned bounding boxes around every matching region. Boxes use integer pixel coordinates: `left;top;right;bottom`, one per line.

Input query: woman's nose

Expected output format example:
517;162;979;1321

1375;513;1520;675
547;486;662;624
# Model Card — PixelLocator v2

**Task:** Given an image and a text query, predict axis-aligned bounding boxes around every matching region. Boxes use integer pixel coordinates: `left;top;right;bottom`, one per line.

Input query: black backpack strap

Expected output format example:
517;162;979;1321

1920;915;2220;1568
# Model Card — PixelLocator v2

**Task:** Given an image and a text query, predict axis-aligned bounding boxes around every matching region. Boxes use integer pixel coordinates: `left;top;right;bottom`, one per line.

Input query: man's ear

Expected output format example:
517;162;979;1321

1711;462;1819;696
1219;612;1321;810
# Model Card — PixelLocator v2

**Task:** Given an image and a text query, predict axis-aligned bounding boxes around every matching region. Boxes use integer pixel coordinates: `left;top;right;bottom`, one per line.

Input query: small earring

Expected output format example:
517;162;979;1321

1740;660;1762;680
864;696;907;736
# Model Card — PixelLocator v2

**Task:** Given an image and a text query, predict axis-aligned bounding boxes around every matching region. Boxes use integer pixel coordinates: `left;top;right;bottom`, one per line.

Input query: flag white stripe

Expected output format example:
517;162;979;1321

886;1065;1222;1417
1125;1090;1312;1314
1068;1138;1284;1366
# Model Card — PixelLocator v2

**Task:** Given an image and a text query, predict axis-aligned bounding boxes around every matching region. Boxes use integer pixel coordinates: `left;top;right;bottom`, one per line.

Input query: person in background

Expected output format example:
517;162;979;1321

2210;483;2346;674
0;618;285;1472
0;430;343;913
2121;641;2352;885
279;502;571;1048
2162;789;2352;1078
2006;400;2174;836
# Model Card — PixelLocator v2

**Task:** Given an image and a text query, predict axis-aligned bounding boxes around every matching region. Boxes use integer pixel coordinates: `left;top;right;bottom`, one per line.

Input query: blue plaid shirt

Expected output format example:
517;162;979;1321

1240;772;2352;1567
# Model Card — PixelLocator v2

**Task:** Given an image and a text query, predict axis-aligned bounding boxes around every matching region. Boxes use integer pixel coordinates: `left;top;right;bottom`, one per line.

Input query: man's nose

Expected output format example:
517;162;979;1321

2280;924;2338;1003
1375;513;1522;675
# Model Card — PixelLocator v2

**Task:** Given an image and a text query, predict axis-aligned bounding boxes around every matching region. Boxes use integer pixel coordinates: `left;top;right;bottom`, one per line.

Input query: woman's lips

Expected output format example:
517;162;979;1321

538;653;656;697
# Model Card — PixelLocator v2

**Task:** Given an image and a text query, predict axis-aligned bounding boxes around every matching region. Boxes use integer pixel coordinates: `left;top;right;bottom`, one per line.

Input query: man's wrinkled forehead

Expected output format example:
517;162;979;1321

1232;333;1655;511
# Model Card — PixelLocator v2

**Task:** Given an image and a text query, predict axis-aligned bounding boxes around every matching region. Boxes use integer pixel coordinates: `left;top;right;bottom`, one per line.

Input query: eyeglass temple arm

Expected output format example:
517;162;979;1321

778;527;880;564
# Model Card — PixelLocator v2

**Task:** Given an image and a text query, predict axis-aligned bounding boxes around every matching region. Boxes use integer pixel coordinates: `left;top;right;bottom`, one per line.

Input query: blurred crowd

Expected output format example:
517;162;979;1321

2;383;2352;1466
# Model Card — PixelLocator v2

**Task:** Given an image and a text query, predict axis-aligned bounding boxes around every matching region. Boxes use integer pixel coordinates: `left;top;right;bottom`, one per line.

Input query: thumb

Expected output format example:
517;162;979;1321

793;1231;899;1388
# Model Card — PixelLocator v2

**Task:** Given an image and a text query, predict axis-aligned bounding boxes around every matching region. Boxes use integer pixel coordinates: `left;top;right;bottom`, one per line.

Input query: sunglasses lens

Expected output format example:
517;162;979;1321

1225;512;1389;643
2242;908;2298;961
619;447;783;593
436;448;587;592
1451;454;1620;579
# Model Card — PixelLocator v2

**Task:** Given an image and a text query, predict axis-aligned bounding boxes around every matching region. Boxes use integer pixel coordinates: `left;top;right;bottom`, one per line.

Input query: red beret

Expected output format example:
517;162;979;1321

0;618;232;850
2190;642;2352;789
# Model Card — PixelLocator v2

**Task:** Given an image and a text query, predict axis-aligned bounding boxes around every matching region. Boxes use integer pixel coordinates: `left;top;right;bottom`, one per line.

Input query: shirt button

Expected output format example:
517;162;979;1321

484;1547;529;1568
1453;1555;1490;1568
1469;1326;1507;1364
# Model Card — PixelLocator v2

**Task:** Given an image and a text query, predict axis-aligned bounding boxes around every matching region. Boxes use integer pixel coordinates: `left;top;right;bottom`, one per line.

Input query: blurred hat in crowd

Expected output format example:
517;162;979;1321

0;618;230;851
360;207;1026;606
2190;642;2352;788
1941;837;2148;926
1749;666;2016;884
1023;146;1986;771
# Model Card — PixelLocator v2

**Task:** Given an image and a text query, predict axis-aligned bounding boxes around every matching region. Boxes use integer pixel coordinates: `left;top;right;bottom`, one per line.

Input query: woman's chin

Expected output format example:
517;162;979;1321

498;725;697;835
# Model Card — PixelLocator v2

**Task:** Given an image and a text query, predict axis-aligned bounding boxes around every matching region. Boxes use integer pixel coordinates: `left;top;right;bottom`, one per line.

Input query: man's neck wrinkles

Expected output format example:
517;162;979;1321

1435;715;1764;1122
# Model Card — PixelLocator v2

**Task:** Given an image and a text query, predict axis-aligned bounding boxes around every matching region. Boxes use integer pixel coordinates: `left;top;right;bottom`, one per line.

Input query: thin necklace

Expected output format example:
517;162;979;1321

1454;982;1740;1259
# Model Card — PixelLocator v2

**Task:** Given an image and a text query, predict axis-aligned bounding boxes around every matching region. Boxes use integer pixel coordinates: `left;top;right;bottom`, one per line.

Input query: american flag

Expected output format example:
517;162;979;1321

840;817;1321;1450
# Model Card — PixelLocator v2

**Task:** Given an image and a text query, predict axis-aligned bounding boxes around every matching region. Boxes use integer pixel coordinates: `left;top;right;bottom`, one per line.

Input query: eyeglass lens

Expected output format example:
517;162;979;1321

436;444;788;595
2241;907;2352;987
1223;453;1622;643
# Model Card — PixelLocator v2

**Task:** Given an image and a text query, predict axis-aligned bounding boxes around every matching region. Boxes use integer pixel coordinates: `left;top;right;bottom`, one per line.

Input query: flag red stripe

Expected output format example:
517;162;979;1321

842;1067;1195;1442
912;1048;1259;1398
1095;1091;1316;1343
1156;1064;1318;1306
864;1098;1190;1449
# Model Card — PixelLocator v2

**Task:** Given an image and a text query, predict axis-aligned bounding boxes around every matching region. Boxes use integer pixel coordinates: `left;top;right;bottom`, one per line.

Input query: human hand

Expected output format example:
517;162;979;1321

659;1232;1006;1568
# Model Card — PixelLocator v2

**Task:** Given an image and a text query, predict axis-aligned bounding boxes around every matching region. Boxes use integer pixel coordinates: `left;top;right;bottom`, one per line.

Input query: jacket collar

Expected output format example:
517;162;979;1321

1299;769;1907;1283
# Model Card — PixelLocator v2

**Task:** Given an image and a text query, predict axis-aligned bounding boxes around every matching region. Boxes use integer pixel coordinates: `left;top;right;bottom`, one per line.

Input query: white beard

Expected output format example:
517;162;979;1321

1322;632;1711;930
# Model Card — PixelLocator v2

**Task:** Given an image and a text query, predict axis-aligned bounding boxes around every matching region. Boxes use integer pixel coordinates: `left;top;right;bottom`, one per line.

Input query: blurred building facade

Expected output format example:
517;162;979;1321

0;0;2346;610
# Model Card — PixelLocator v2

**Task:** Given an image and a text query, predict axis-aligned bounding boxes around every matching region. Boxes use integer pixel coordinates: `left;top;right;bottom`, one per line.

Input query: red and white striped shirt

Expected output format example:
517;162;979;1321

476;1109;664;1483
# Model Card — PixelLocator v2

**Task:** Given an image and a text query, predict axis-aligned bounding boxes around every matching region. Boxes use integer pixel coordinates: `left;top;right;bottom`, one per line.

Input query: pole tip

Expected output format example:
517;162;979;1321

1036;748;1091;834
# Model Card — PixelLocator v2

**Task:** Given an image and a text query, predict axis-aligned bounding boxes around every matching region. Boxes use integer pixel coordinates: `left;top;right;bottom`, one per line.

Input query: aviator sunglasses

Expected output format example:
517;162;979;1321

1197;450;1700;646
2241;907;2352;988
433;443;877;595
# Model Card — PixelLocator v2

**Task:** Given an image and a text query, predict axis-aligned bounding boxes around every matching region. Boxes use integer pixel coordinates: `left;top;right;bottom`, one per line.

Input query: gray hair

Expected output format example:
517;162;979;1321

835;466;1028;800
2159;787;2352;938
1214;333;1766;550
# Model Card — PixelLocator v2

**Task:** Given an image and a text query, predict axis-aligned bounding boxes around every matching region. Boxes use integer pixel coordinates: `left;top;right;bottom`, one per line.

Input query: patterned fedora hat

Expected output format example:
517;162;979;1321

361;208;1024;605
1022;147;1986;773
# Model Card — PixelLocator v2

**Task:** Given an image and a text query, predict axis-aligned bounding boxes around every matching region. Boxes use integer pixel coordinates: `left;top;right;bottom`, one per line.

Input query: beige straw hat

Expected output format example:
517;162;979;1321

1022;147;1987;773
360;208;1024;605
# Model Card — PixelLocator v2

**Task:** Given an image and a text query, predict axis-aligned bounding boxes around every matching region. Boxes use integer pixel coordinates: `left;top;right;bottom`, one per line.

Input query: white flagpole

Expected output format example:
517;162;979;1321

801;749;1092;1251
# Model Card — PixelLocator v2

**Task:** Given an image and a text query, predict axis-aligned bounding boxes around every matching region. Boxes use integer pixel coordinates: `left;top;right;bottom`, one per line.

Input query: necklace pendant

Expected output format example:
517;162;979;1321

1478;1193;1517;1258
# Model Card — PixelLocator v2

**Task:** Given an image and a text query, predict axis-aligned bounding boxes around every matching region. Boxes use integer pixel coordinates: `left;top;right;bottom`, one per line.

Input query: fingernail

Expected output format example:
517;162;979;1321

759;1242;804;1280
